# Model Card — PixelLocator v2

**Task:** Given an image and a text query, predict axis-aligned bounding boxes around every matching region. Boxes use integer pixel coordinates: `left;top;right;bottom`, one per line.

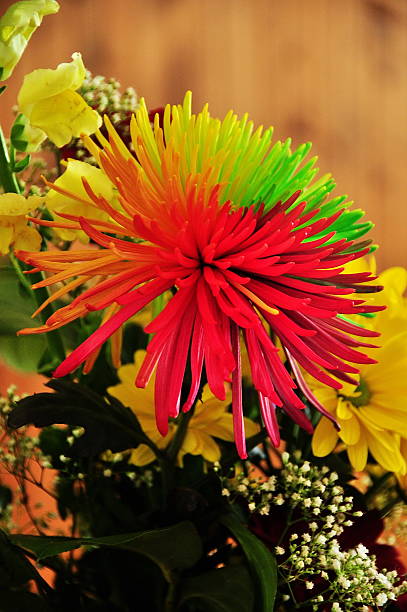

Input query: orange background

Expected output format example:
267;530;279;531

0;0;406;269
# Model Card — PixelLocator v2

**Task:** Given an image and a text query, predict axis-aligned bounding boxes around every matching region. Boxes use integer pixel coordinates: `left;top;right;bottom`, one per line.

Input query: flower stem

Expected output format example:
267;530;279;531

164;576;178;612
0;125;20;193
0;124;66;366
166;407;195;464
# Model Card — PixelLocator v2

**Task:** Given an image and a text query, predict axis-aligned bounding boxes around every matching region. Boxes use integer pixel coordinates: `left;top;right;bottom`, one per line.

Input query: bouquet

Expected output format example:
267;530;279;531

0;2;405;610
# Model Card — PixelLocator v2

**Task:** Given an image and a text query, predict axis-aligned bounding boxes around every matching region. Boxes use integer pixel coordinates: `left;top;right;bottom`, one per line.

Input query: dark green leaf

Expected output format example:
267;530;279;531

10;114;30;153
220;513;277;612
8;379;152;457
0;531;34;588
0;531;53;600
178;565;254;612
9;520;202;582
0;85;6;96
0;484;12;513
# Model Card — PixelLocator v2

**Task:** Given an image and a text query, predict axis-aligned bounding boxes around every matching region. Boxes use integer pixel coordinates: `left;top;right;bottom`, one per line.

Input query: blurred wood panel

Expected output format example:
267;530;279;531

1;0;406;269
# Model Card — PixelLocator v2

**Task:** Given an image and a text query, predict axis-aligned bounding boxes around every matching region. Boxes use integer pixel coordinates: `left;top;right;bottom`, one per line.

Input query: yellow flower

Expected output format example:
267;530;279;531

107;350;260;466
398;439;407;489
311;261;407;474
46;159;118;242
0;0;59;81
18;52;102;147
0;193;42;254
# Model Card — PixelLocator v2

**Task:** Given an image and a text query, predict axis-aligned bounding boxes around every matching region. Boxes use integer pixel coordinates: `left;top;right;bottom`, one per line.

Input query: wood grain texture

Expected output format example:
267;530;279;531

1;0;406;268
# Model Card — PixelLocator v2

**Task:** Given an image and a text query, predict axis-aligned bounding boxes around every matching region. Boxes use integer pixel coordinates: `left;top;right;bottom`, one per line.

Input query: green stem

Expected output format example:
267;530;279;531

164;575;178;612
166;407;195;464
0;124;20;193
9;251;33;293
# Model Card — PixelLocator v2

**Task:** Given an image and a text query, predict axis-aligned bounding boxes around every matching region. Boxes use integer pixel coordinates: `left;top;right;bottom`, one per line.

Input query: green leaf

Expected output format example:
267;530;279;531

220;513;277;612
0;531;53;600
178;565;254;612
13;155;31;173
0;85;6;96
0;334;47;372
0;263;46;371
9;521;203;582
0;265;41;333
8;379;154;457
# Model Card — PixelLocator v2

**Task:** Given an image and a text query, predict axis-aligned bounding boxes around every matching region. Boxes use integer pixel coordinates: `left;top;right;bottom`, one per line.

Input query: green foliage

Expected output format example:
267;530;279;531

8;379;156;457
178;565;255;612
0;262;46;371
9;521;202;582
220;513;277;612
0;531;53;604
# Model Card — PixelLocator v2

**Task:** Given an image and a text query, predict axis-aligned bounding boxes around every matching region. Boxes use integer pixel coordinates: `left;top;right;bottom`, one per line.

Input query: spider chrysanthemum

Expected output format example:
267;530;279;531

17;92;383;458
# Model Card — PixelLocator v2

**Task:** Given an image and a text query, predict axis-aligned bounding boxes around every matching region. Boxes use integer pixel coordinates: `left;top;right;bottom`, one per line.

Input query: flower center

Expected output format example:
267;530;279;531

346;378;371;408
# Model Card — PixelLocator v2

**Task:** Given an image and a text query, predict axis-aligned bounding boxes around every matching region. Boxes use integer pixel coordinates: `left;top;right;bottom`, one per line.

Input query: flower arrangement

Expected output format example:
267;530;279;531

0;2;405;611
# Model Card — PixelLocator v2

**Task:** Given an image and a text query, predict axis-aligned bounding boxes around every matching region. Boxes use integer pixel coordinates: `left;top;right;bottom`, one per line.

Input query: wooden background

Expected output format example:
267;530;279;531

1;0;406;269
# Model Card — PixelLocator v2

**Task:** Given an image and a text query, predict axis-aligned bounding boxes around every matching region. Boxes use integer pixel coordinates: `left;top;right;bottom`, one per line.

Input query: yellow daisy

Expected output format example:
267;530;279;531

107;350;259;466
311;262;407;474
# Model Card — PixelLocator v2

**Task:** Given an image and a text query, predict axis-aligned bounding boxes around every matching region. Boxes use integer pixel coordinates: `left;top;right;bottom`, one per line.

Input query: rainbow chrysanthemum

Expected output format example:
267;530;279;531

17;92;383;458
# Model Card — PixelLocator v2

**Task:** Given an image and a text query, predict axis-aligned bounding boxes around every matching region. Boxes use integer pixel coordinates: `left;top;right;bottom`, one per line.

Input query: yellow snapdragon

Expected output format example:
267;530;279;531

18;52;102;148
0;193;42;254
0;0;59;81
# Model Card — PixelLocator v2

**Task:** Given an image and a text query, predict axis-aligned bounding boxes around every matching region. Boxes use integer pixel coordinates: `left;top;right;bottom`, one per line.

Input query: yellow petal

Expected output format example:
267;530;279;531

365;429;405;473
13;225;41;251
29;89;101;147
18;52;101;147
181;430;220;463
199;433;221;463
129;445;156;467
0;225;13;254
308;385;338;413
0;0;59;81
200;416;235;442
18;52;85;112
244;416;261;438
337;398;353;420
0;193;43;216
312;417;338;457
360;404;407;437
182;430;202;456
46;159;116;240
347;431;368;472
379;267;407;309
338;412;360;445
